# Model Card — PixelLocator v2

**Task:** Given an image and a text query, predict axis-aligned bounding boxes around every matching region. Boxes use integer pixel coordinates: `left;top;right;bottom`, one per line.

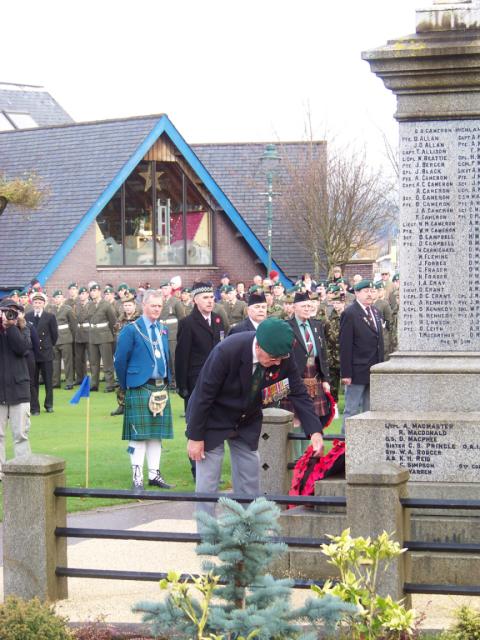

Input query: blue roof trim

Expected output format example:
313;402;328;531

37;114;291;286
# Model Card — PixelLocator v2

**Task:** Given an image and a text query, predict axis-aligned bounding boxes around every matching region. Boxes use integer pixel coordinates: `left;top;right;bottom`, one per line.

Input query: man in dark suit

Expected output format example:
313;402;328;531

281;291;330;457
176;282;226;478
339;279;384;433
25;292;58;413
187;318;324;516
228;289;267;335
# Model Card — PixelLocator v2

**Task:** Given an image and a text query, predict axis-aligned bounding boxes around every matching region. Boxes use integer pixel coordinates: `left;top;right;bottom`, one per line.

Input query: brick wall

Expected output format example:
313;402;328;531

344;262;375;283
47;212;264;292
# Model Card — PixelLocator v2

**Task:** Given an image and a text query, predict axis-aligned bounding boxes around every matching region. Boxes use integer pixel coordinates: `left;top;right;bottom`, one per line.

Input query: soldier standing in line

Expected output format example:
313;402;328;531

272;282;286;305
19;291;32;314
66;283;79;306
373;281;393;360
281;292;295;320
222;285;248;329
110;291;142;416
265;288;283;318
159;281;185;388
103;285;118;312
88;284;117;392
115;283;130;315
179;287;193;316
324;289;345;402
51;290;77;390
73;287;91;385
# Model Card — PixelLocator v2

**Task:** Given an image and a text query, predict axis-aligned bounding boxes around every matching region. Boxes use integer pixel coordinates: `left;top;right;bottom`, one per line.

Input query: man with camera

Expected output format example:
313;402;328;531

0;298;32;477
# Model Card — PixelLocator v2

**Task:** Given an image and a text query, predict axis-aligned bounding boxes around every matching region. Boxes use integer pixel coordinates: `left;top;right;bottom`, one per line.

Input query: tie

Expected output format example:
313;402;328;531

366;307;377;332
150;323;166;378
250;364;265;402
302;323;314;356
34;313;40;326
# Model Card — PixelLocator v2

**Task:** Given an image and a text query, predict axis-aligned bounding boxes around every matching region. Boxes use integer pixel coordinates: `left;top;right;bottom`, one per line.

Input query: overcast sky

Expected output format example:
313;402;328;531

2;0;421;171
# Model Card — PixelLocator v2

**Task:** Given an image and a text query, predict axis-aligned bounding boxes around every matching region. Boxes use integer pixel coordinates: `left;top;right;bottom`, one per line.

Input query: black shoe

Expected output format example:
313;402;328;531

64;385;73;390
104;387;115;393
52;385;61;389
110;406;124;416
31;411;40;416
148;472;176;489
45;407;54;413
74;381;82;386
90;386;99;391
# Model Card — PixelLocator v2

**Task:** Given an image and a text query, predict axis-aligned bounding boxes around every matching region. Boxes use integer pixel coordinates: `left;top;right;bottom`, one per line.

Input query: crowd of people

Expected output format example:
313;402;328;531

0;266;400;495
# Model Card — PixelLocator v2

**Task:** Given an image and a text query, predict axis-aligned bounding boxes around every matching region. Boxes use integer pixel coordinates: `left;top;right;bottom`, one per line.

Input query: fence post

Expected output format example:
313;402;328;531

259;408;293;495
3;454;68;601
346;461;411;606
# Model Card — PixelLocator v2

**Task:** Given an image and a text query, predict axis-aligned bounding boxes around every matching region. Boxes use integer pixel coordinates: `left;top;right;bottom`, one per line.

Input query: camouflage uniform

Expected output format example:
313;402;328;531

389;285;400;354
374;298;393;359
113;307;142;410
325;309;342;401
267;302;284;318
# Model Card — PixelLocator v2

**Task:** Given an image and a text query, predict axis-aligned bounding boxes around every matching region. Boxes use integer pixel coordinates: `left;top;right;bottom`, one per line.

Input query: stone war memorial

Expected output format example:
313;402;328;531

347;0;480;495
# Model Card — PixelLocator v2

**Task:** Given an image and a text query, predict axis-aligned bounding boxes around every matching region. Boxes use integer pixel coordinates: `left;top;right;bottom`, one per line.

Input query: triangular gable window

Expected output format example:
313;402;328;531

96;151;213;268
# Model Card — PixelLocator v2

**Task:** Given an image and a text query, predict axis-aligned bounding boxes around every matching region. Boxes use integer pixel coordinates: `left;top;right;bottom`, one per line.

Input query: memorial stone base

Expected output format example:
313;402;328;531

345;353;480;486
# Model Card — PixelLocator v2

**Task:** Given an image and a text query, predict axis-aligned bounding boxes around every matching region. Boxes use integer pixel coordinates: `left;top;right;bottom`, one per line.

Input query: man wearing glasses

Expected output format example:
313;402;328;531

186;317;324;513
339;279;385;433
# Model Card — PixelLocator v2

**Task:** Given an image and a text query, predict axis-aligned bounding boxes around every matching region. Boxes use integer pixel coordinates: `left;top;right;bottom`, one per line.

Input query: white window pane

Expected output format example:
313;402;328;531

0;113;14;131
6;112;38;129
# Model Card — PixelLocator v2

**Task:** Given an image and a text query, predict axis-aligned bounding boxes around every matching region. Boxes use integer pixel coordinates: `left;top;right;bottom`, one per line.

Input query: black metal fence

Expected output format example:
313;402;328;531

54;485;480;596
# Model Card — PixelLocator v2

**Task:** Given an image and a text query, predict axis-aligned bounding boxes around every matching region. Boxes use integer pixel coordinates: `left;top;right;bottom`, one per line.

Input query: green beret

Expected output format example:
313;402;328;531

249;284;263;294
128;287;136;295
182;287;192;293
10;290;20;296
68;282;78;289
223;285;235;293
78;287;88;294
53;290;63;297
104;286;114;294
20;291;29;297
374;281;385;290
160;281;170;288
90;284;101;291
328;284;340;293
117;283;129;291
354;279;374;291
256;318;294;357
392;273;400;282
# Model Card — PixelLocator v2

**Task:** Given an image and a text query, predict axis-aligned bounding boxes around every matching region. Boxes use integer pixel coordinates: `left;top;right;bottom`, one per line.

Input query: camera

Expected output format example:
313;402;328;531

4;308;19;321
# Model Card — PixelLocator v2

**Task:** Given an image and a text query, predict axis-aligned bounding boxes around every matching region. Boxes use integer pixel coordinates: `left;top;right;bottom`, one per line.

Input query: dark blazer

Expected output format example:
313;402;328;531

228;317;256;335
25;310;58;362
288;317;330;381
186;332;324;451
339;300;384;385
175;305;225;396
114;317;171;389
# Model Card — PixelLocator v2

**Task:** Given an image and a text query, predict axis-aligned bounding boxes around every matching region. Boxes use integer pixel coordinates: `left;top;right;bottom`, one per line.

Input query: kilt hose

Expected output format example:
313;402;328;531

122;383;173;441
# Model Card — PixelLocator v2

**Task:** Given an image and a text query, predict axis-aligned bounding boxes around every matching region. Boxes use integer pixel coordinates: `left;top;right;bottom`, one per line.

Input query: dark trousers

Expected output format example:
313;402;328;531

74;341;88;383
34;360;54;410
26;351;38;412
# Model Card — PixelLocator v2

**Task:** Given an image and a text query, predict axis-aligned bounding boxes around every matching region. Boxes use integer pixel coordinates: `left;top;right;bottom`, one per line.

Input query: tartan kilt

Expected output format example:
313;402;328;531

280;360;329;419
122;383;174;441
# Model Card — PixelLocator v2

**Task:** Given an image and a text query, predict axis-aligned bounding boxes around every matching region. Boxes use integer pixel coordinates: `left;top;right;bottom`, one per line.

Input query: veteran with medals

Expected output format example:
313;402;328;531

186;317;325;517
114;290;175;491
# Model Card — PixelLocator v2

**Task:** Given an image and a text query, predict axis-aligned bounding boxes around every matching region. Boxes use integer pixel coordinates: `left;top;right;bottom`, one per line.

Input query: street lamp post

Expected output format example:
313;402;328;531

260;144;280;276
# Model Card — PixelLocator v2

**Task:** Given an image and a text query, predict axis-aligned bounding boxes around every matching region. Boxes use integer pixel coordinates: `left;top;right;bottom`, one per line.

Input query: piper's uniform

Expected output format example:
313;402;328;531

88;300;117;390
52;303;77;388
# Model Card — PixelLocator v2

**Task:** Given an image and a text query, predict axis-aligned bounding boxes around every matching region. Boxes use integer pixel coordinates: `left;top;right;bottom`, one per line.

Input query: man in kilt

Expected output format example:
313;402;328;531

114;290;175;490
281;291;330;458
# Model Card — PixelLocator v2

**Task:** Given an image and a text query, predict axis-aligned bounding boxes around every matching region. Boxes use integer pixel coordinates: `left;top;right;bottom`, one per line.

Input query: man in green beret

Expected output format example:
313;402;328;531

221;285;248;328
187;317;325;516
339;279;384;433
67;283;79;306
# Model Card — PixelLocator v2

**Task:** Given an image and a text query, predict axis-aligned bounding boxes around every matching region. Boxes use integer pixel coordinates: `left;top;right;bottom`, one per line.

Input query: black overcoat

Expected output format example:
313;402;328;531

175;305;225;395
339;300;384;385
186;332;324;451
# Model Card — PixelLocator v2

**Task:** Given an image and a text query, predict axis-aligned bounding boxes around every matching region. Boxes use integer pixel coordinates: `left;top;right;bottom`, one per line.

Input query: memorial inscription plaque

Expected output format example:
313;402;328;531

400;119;480;351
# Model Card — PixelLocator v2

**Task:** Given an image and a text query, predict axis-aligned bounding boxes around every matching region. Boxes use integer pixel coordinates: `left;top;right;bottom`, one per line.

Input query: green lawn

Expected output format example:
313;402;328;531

1;384;343;519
